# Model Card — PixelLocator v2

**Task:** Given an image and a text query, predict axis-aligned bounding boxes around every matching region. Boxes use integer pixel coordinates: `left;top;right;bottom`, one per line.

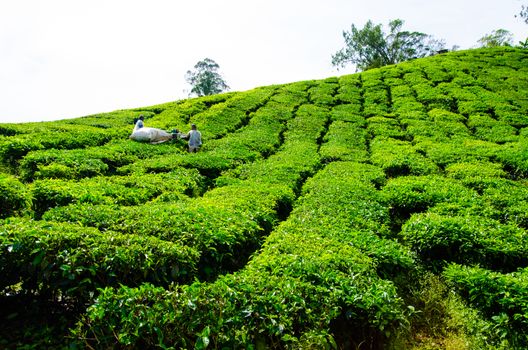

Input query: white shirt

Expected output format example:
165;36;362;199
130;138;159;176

188;129;202;147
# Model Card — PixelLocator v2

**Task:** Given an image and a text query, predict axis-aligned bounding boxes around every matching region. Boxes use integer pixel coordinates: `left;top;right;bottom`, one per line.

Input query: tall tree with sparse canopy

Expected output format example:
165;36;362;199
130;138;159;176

332;19;445;71
478;29;514;47
520;4;528;24
185;58;229;97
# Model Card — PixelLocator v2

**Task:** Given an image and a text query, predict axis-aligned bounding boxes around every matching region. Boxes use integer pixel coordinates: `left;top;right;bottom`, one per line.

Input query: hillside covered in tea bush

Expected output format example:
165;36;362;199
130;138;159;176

1;47;527;349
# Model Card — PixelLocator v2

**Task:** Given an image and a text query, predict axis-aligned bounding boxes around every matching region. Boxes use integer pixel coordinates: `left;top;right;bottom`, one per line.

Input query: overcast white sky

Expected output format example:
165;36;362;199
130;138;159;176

1;0;526;123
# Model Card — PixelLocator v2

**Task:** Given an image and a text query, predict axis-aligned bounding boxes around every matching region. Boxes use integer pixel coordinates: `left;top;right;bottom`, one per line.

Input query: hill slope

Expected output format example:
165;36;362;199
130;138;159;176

1;47;528;349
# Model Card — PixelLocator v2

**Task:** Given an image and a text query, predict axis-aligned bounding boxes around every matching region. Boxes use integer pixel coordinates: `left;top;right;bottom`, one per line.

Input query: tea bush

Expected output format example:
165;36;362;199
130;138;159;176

467;114;518;143
415;138;502;168
366;116;405;139
0;219;199;299
74;161;414;349
496;139;528;178
444;264;528;348
19;139;182;181
444;161;507;181
119;88;303;179
319;120;368;162
30;169;204;217
44;182;295;280
308;81;337;106
0;124;125;165
370;137;439;177
0;174;31;218
382;175;477;220
401;213;528;270
217;103;327;190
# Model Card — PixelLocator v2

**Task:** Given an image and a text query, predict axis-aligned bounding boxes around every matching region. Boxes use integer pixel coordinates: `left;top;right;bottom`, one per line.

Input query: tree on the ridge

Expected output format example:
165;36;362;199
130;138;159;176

519;4;528;24
332;19;445;71
478;29;514;47
185;58;229;97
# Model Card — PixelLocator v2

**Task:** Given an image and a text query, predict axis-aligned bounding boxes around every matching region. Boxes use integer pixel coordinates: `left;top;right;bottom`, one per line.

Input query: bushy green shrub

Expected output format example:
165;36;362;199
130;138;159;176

320;120;368;162
19;140;181;182
0;126;119;166
401;213;528;269
308;81;337;106
496;140;528;178
382;175;477;220
403;70;430;86
366;116;405;139
468;114;518;143
445;161;507;180
479;179;528;228
30;169;203;217
0;138;41;165
0;174;31;218
444;264;528;348
415;139;502;168
422;64;453;84
73;161;413;349
370;137;439;177
0;219;199;299
44;179;295;280
495;106;528;128
392;96;427;115
403;109;470;141
217;103;327;191
414;84;455;110
334;85;362;104
330;104;364;122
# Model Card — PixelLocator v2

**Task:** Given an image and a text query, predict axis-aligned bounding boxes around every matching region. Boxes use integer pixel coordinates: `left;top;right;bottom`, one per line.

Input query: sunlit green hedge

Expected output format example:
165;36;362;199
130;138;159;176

30;169;204;217
19;139;182;182
444;265;528;348
401;213;528;269
74;161;414;349
0;219;199;299
0;174;31;218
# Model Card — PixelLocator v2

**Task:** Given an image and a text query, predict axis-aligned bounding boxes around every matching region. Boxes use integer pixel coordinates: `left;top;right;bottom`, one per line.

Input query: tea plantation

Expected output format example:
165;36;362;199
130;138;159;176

1;47;527;349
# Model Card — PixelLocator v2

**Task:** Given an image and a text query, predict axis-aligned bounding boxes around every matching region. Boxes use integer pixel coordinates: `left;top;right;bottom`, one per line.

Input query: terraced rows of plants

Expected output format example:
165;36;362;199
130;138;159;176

1;47;527;349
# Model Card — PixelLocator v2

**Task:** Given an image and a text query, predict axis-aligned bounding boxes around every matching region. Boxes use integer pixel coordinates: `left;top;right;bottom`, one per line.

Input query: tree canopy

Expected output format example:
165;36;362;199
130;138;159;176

478;29;514;48
185;58;229;97
520;4;528;24
332;19;445;71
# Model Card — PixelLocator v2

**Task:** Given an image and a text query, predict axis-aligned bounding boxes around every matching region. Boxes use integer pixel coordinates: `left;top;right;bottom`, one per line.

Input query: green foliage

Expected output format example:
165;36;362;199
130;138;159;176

444;265;528;348
415;138;502;168
332;19;445;71
370;137;440;177
367;116;406;139
2;47;528;349
308;81;337;106
0;174;31;218
19;139;182;182
0;219;200;299
0;121;126;166
74;161;413;349
43;175;297;281
320;120;368;162
401;213;528;269
478;29;514;48
30;169;203;218
496;139;528;178
185;58;229;97
467;114;518;143
382;175;477;220
444;161;507;181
